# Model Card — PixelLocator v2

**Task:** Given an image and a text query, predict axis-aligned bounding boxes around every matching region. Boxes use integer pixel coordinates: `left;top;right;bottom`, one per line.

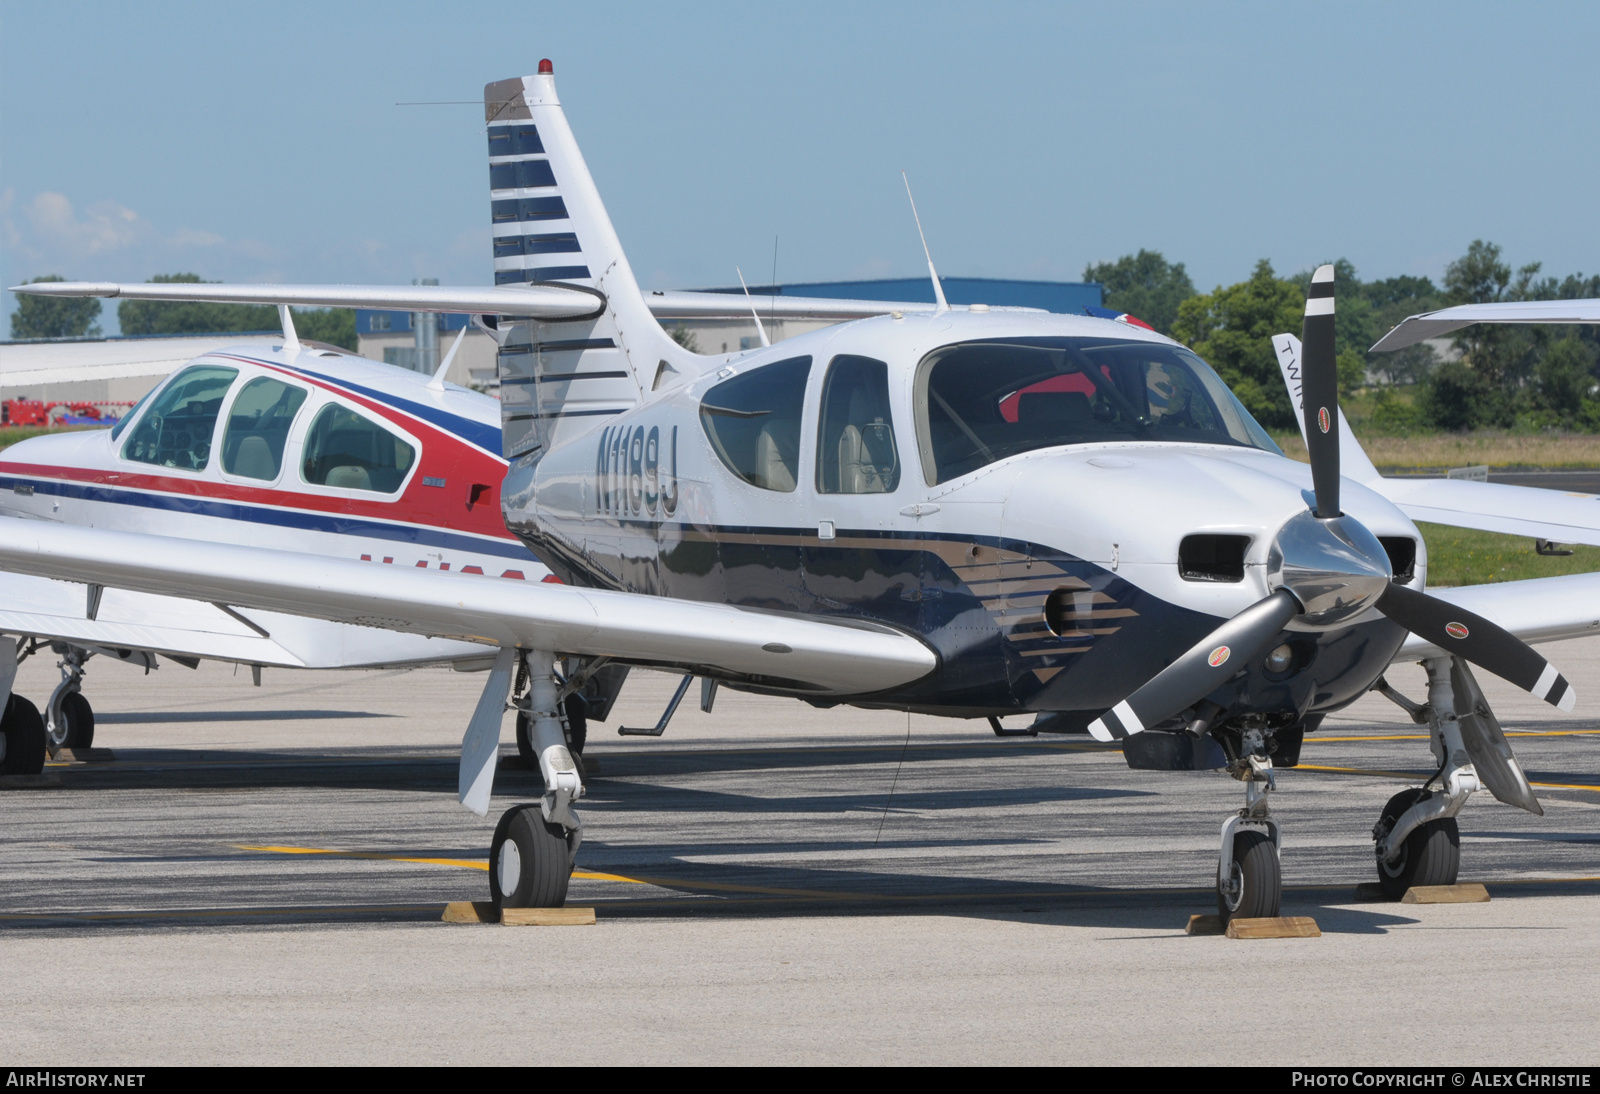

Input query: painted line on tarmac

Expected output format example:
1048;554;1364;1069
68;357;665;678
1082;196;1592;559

1308;730;1600;744
0;903;443;925
1296;763;1600;793
233;843;643;883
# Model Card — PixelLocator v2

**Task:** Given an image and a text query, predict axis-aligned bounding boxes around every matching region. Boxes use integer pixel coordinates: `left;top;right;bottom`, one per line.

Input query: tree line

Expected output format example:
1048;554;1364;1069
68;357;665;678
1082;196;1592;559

8;273;357;351
1087;243;1600;433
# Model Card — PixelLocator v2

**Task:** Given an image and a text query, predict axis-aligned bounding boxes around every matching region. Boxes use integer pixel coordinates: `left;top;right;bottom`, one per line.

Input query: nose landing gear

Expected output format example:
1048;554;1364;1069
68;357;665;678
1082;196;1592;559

1216;750;1282;922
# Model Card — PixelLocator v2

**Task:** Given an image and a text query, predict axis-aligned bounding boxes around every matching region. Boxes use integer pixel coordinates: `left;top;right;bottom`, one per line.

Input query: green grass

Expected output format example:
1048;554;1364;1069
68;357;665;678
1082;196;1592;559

1419;522;1600;586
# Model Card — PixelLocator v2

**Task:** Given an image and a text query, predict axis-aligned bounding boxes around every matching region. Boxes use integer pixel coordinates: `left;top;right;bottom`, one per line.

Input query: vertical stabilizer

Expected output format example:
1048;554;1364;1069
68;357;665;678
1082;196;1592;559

485;63;696;464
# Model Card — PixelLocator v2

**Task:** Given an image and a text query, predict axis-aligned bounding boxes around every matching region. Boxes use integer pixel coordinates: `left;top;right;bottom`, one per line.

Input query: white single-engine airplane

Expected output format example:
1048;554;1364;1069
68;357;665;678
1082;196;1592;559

6;61;1599;923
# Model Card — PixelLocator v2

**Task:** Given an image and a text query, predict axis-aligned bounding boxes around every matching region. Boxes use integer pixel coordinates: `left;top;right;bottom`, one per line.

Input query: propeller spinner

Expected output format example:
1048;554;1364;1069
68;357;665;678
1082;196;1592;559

1089;265;1575;742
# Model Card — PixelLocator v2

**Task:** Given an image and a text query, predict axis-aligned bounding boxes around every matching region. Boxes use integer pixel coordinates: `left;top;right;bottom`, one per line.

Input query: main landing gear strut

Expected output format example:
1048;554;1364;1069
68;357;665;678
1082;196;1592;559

490;650;583;910
45;645;95;755
1370;657;1481;898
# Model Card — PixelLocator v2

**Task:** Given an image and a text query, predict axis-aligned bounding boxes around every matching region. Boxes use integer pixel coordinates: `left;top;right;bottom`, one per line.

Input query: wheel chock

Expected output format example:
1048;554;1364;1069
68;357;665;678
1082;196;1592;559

1185;914;1225;935
501;906;596;926
441;901;499;924
60;748;116;763
1224;916;1321;939
1402;883;1489;904
0;773;63;790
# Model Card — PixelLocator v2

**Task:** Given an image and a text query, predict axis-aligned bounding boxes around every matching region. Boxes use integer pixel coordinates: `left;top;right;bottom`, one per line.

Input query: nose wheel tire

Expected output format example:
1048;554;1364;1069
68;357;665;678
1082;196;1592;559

1217;829;1281;922
0;694;48;776
489;804;573;909
1375;788;1460;900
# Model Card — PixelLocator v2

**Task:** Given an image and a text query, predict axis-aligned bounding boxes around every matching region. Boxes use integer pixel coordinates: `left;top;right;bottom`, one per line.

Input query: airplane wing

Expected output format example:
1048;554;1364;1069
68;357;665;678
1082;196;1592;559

9;279;1043;327
9;280;605;320
0;571;494;670
1395;572;1600;659
1371;299;1600;353
0;521;936;697
644;290;1043;320
1273;333;1600;547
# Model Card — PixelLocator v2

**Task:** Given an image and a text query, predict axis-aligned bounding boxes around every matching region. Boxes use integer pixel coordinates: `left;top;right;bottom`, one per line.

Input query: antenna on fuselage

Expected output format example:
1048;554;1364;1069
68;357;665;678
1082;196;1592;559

277;305;301;357
427;323;468;392
736;267;770;348
901;171;949;315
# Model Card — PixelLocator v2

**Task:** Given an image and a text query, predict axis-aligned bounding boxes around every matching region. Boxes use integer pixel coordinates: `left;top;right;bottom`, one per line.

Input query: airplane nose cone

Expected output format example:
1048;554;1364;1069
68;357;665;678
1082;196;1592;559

1267;510;1392;626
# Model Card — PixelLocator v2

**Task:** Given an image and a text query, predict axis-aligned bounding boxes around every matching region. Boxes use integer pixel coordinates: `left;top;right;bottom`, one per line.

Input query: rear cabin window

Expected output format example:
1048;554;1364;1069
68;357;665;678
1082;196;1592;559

817;355;900;494
698;356;811;492
221;377;308;482
120;364;239;471
300;403;416;494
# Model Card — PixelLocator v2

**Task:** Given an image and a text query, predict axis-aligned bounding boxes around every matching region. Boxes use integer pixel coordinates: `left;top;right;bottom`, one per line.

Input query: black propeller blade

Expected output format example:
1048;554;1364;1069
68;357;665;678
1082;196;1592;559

1302;263;1340;519
1376;584;1576;711
1088;590;1300;741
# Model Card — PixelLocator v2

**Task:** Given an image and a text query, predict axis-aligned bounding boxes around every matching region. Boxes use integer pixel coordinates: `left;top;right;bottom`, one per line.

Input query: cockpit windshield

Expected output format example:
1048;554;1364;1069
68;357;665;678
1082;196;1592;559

913;336;1281;485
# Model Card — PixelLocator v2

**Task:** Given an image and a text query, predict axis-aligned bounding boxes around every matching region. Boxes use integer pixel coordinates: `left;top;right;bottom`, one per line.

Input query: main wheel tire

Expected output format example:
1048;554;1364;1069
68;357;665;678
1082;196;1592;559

0;694;48;776
1375;788;1460;900
1217;829;1281;921
60;692;94;749
488;804;572;909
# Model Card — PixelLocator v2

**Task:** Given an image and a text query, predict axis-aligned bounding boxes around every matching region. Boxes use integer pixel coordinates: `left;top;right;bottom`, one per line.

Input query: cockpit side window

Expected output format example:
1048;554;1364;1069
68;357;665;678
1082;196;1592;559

120;364;239;471
221;376;309;481
913;337;1281;485
300;403;416;494
698;356;811;492
817;355;900;494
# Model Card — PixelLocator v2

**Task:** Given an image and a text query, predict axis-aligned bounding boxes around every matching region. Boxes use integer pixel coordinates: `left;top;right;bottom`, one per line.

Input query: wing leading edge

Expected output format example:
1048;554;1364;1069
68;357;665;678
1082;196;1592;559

0;521;937;697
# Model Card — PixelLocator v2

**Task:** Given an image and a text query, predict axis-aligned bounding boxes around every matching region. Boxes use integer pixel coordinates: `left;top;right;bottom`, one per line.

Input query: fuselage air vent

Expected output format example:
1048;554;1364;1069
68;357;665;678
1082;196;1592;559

1178;534;1249;583
1377;536;1417;583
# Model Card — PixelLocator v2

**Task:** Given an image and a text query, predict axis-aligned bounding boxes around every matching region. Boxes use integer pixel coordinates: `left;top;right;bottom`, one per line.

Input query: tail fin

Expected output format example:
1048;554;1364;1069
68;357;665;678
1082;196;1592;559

485;63;696;463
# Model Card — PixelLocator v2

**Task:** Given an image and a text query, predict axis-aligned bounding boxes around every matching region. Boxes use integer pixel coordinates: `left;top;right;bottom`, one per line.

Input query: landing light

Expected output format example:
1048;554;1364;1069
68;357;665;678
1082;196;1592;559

1264;644;1294;674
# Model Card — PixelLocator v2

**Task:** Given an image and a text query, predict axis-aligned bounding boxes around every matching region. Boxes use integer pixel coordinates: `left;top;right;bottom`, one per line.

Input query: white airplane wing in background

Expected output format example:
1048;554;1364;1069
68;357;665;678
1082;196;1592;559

644;290;1039;320
1370;298;1600;353
11;281;1016;326
1273;333;1600;548
0;571;491;670
10;280;607;320
0;521;937;698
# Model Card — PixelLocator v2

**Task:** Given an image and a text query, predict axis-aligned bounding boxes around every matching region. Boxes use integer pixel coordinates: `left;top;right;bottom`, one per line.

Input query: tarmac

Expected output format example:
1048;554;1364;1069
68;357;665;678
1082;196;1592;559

2;639;1599;1065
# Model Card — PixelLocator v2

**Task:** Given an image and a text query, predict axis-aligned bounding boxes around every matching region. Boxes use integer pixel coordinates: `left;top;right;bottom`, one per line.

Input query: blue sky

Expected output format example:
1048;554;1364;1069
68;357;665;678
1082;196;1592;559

4;1;1597;333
